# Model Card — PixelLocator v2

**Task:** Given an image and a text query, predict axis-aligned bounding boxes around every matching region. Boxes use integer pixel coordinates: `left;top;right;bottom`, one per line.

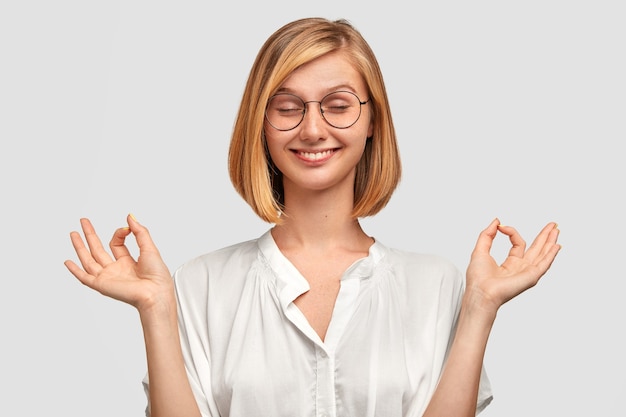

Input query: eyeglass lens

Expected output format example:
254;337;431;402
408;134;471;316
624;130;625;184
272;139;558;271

266;91;365;131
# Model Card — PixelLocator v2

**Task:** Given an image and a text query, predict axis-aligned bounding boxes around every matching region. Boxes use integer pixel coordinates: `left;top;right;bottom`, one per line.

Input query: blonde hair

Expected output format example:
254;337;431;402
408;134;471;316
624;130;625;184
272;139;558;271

228;17;401;224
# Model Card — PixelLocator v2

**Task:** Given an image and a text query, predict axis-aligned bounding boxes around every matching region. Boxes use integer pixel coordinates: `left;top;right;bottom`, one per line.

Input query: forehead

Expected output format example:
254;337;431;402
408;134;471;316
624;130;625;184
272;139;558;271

278;51;367;97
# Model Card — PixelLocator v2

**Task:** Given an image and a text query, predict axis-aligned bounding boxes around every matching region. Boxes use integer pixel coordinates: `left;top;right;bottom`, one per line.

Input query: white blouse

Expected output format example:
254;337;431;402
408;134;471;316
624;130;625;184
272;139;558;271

143;230;493;416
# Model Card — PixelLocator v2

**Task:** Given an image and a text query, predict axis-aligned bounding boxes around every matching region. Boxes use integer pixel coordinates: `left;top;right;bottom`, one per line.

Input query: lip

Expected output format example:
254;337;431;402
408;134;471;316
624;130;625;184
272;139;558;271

291;148;339;164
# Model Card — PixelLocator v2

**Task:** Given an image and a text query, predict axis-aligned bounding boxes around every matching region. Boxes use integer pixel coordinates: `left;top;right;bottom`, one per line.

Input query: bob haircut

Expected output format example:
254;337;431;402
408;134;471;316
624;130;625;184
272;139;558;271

228;17;401;224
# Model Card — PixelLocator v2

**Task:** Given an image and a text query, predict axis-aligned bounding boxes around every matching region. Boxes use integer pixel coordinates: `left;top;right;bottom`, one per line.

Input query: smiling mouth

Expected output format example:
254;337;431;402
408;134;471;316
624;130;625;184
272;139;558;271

295;149;336;161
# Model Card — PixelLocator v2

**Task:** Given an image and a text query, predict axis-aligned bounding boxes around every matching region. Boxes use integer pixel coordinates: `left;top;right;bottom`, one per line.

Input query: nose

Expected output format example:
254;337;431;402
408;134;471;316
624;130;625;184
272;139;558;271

299;101;326;140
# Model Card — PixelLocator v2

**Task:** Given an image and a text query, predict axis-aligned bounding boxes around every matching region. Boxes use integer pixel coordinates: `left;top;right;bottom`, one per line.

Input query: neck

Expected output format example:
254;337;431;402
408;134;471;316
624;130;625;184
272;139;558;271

272;185;371;252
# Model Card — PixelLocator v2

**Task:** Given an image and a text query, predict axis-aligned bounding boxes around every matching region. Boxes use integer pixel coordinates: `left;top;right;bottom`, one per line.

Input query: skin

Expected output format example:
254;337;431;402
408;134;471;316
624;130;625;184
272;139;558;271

65;51;561;417
264;51;375;340
65;215;201;417
265;51;373;197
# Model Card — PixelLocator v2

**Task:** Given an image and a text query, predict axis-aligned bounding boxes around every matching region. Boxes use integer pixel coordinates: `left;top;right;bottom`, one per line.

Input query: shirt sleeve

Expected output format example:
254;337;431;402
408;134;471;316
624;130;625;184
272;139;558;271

476;364;493;414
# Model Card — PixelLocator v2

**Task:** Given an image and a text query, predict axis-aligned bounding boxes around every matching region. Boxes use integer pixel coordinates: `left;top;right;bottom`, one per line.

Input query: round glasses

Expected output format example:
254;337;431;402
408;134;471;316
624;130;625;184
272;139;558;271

265;90;369;131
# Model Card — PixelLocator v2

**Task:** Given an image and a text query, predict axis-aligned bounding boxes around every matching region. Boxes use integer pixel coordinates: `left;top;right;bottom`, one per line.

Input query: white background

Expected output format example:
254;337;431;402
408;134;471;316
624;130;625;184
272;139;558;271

1;1;624;416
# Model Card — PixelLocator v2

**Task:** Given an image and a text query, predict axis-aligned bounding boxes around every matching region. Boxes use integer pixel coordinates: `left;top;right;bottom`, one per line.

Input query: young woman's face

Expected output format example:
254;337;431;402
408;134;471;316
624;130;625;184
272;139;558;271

264;51;373;197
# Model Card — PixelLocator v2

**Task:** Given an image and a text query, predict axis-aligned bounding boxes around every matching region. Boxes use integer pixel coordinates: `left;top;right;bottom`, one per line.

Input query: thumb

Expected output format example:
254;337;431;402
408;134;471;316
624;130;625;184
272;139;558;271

471;218;500;259
127;213;161;256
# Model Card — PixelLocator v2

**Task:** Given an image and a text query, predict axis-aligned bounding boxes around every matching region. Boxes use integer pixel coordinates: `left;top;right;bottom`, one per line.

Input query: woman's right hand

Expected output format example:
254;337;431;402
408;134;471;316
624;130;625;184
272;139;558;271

64;214;175;315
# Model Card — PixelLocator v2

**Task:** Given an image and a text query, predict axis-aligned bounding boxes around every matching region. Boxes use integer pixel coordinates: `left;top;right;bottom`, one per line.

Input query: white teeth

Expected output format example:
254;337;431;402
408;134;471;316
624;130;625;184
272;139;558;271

299;150;332;160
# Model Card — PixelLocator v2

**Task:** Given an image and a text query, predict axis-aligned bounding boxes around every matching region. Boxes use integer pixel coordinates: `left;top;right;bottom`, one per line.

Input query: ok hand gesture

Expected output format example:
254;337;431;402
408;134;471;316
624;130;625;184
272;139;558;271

465;218;561;316
64;215;174;313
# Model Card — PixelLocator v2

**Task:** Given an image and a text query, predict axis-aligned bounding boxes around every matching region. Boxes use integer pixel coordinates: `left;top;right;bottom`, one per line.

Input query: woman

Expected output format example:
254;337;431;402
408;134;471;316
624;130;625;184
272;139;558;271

65;17;561;417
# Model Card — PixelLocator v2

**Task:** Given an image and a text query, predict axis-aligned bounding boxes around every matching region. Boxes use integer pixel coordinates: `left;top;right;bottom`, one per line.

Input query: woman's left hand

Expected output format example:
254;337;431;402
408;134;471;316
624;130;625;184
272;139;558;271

465;218;561;315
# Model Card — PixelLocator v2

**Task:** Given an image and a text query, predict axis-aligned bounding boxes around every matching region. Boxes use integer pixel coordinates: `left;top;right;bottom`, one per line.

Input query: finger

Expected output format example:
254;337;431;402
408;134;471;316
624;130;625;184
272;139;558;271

109;226;133;260
80;218;114;266
535;225;561;268
126;214;161;256
524;222;559;262
69;229;104;276
496;224;526;259
535;234;562;273
518;235;561;289
471;218;500;259
64;259;98;289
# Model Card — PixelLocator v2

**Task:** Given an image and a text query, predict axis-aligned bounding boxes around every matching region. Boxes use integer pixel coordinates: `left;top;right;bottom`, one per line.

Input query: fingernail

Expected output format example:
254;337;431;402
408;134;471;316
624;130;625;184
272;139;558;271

129;213;137;222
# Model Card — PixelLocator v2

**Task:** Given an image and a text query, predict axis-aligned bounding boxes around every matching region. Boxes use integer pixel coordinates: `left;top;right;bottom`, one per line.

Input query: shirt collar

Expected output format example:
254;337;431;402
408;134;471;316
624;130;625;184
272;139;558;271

257;229;387;308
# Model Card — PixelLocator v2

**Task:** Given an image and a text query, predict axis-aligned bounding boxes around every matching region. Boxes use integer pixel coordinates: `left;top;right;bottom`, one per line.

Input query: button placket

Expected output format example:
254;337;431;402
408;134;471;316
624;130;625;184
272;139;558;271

315;345;336;417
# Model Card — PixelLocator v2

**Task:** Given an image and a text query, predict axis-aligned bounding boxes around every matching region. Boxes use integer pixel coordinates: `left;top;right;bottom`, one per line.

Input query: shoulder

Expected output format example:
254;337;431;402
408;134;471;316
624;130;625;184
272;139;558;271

385;248;461;277
180;238;260;271
172;237;261;292
378;245;465;295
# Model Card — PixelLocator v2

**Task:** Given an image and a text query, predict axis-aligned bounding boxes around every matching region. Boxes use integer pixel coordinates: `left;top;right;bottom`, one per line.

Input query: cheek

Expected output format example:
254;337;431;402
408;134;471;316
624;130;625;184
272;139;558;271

263;126;277;154
263;132;287;167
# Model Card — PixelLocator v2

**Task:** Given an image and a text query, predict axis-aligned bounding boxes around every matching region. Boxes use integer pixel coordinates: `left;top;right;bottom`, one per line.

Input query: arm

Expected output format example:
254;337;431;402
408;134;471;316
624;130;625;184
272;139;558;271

65;215;201;417
422;218;561;417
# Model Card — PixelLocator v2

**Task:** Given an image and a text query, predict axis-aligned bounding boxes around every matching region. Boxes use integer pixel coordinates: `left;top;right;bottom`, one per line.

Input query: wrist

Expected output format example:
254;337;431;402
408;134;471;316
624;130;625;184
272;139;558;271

137;291;178;328
460;286;499;327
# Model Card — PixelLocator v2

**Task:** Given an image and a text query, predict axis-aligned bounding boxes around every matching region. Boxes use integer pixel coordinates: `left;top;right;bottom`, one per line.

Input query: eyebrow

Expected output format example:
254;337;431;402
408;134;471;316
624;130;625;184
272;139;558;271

275;84;359;96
